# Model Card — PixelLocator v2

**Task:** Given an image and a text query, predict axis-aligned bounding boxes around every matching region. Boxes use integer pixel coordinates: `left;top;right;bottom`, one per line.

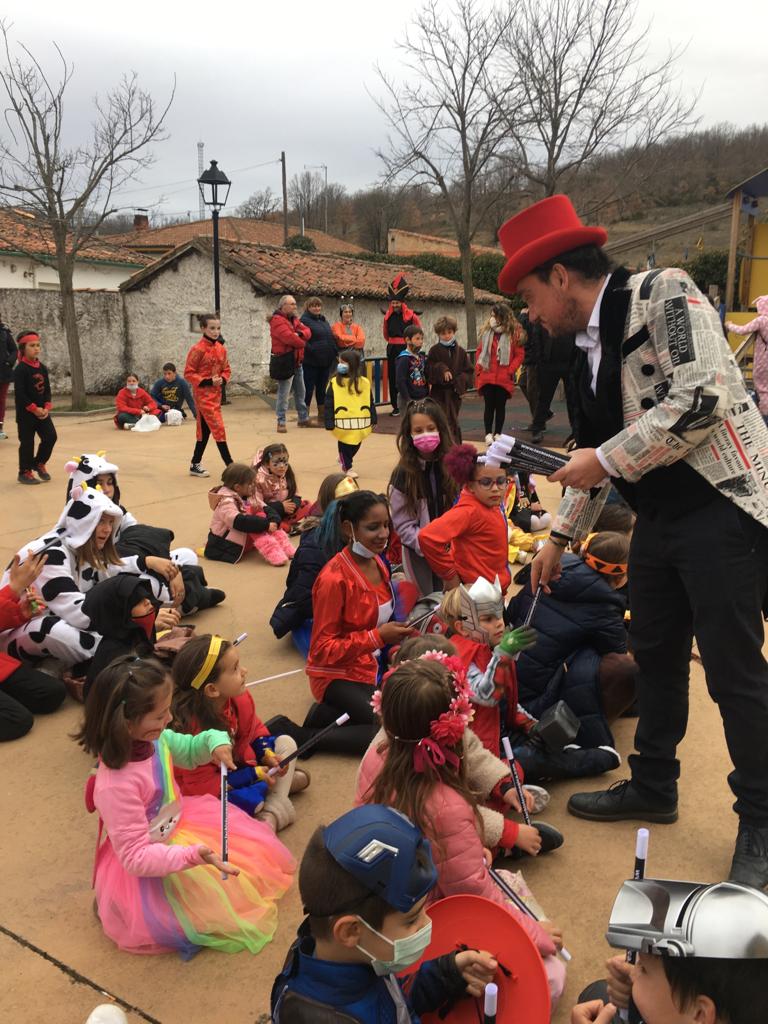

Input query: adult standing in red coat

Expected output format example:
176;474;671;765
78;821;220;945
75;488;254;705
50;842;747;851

383;274;421;415
269;295;314;434
184;313;232;478
474;302;526;444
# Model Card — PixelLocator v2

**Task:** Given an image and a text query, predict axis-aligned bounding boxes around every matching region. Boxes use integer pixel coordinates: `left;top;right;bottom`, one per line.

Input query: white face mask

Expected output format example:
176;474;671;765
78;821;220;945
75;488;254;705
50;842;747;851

127;383;138;393
356;916;433;976
350;525;377;559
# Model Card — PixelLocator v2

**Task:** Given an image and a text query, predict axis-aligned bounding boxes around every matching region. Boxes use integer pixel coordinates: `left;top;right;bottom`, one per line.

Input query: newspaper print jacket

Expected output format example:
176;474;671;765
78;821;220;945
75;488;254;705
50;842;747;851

554;267;768;538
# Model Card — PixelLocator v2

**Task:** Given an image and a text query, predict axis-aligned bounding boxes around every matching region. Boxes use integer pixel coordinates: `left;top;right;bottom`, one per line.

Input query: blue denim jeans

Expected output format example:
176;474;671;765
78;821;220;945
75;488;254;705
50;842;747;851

275;368;308;425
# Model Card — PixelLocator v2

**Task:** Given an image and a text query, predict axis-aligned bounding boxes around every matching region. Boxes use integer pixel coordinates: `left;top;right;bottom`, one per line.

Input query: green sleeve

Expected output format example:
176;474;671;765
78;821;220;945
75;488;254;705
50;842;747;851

161;728;231;769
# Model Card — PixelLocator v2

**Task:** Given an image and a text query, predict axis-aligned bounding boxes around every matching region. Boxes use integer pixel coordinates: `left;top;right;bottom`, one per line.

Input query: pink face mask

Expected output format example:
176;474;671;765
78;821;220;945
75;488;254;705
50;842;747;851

412;431;440;454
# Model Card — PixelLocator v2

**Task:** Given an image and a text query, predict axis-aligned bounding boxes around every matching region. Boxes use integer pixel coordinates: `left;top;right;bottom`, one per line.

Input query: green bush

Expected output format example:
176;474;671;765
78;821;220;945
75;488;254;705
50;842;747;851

680;249;736;293
286;233;317;252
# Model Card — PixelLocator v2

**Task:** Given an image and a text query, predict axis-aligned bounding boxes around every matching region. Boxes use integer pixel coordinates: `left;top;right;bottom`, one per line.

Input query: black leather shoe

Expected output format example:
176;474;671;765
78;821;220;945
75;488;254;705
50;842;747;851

568;779;678;823
729;824;768;890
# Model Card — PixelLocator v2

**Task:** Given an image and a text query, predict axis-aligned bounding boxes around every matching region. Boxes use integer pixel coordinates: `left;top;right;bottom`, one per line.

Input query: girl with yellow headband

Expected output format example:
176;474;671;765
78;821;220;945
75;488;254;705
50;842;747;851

172;634;310;832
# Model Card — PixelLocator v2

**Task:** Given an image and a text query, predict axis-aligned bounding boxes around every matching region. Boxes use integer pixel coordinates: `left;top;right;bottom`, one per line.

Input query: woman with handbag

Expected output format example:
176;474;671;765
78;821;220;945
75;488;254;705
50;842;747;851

268;295;314;434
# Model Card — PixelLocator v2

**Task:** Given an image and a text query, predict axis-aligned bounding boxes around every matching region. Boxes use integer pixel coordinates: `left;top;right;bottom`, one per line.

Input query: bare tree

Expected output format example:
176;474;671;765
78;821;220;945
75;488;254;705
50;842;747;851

374;0;522;340
497;0;698;204
353;186;410;253
0;23;173;408
288;170;325;229
235;186;279;220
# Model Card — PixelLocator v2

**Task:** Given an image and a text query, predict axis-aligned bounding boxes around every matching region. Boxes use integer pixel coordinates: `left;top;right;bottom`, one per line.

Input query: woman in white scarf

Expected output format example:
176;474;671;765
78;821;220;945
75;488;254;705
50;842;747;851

474;302;526;444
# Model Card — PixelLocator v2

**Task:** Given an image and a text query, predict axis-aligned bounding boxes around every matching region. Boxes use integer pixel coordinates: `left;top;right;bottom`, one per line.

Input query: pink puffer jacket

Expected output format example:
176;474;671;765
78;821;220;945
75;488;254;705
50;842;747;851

207;485;266;563
354;736;555;957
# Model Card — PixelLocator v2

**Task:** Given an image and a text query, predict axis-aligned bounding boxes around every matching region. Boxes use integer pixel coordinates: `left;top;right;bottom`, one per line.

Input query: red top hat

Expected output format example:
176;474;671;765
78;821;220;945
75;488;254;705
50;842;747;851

401;894;551;1023
497;195;608;294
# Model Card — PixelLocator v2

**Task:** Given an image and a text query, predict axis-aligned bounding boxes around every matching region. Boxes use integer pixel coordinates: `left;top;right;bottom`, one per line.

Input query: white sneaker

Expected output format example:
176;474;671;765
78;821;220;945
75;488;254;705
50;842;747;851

84;1007;129;1024
189;463;210;478
524;784;550;814
122;423;133;431
485;433;493;445
0;429;7;439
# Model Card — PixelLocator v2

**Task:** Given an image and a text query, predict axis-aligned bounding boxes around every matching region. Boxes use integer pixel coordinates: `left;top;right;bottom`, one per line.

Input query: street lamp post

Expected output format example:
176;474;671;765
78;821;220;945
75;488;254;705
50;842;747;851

197;160;231;314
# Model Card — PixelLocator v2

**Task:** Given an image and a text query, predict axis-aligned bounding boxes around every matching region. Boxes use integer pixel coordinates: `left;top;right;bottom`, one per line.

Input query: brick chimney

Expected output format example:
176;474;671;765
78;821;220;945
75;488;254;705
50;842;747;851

133;212;149;232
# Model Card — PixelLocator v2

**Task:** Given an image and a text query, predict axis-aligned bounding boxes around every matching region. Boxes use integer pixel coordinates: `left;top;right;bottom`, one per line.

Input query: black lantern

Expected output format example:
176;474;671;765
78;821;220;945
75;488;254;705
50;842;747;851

197;160;231;313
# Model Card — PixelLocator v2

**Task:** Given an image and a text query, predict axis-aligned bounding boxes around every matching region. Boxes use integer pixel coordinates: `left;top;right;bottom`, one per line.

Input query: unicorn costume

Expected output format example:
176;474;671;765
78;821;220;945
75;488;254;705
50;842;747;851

91;727;295;957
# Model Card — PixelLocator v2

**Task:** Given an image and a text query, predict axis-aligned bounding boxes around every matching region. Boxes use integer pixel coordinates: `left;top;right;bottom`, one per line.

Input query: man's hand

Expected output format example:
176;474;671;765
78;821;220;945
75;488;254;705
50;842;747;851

549;448;606;490
571;1000;617;1024
530;541;564;593
606;954;633;1010
454;949;497;998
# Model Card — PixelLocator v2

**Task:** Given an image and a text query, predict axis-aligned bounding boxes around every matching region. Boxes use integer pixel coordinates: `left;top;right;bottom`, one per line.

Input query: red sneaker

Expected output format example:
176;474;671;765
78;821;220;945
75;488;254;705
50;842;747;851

36;463;51;481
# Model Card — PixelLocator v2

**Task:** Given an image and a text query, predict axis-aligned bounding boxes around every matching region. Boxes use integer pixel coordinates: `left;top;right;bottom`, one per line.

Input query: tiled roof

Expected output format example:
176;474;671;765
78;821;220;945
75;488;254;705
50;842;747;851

121;237;503;303
0;208;151;266
388;227;500;257
111;217;366;255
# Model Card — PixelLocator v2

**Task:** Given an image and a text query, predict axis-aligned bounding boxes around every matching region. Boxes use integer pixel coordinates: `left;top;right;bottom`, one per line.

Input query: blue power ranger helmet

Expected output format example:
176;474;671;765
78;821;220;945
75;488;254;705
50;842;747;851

323;805;438;913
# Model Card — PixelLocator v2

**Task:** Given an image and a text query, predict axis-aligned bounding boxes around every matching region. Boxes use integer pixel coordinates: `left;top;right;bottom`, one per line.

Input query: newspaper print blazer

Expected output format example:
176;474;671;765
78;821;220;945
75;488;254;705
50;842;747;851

554;267;768;538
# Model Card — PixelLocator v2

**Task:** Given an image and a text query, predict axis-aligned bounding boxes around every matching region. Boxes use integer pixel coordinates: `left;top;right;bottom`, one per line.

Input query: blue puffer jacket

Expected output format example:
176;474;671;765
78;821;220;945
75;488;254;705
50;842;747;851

507;554;627;747
300;312;337;368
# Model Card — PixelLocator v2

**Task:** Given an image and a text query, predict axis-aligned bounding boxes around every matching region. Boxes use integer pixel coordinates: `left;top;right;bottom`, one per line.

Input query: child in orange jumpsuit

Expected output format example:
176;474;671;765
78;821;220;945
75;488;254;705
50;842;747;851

184;313;233;478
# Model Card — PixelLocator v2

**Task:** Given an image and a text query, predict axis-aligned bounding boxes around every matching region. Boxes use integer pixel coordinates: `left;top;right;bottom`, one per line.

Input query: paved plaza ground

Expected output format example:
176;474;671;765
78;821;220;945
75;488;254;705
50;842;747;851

0;395;751;1023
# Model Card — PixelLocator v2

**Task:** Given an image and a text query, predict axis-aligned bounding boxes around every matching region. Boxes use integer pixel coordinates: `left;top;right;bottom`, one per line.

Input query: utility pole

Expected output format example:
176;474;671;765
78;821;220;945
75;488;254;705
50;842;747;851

197;141;205;221
281;151;289;245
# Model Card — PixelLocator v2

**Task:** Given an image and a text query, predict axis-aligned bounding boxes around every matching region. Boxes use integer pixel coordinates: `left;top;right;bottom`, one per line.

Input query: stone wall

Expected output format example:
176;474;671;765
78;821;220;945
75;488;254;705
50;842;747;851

1;251;494;395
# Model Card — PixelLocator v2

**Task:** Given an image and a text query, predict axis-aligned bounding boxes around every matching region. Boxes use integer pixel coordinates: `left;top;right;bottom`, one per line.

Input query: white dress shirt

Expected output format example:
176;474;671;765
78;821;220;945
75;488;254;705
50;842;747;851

574;276;618;478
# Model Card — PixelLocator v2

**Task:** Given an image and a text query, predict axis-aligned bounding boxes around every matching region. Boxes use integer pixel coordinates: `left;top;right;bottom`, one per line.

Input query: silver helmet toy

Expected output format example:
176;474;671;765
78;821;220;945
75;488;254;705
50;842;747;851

458;576;504;644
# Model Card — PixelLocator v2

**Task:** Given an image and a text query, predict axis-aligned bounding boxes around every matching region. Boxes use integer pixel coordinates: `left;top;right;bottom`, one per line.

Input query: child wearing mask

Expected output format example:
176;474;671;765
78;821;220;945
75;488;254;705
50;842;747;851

475;303;526;444
325;349;376;471
426;315;471;442
114;373;162;430
395;325;429;411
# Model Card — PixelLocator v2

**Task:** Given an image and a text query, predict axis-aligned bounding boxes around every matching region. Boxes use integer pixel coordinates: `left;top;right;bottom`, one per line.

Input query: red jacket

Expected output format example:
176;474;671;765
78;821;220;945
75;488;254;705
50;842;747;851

382;302;421;343
419;489;511;592
0;586;26;683
174;694;269;797
307;548;393;700
184;338;231;390
269;312;311;365
474;330;525;396
452;634;534;758
114;386;159;424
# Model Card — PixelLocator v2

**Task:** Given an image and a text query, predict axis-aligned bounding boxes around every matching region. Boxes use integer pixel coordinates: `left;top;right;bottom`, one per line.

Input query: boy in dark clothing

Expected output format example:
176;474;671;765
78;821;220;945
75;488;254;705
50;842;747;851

0;316;17;439
383;274;422;415
13;330;56;485
426;315;470;442
271;805;497;1023
150;362;197;419
395;325;428;411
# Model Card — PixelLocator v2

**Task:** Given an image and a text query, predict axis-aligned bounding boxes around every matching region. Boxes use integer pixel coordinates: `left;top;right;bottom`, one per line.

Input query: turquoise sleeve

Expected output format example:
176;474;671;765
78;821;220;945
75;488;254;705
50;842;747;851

162;728;231;769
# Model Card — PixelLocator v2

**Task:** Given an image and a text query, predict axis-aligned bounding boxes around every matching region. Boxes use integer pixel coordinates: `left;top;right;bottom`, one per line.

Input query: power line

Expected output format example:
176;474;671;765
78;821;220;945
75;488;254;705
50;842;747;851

117;158;282;199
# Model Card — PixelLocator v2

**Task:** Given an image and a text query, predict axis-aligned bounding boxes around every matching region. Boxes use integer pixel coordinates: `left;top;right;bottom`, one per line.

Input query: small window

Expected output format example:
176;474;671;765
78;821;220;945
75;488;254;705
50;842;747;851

189;313;202;333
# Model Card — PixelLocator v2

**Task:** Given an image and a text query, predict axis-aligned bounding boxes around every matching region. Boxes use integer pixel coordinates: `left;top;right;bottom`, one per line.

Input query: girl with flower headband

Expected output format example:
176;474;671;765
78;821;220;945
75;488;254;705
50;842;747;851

355;652;567;1006
508;530;637;763
76;654;295;957
172;634;310;832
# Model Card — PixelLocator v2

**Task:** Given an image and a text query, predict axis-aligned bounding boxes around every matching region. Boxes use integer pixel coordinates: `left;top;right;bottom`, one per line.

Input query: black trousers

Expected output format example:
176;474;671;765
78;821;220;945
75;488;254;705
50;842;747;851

17;413;57;473
387;343;406;411
481;384;508;435
303;678;376;755
191;416;232;466
338;441;361;470
302;364;330;414
0;664;66;741
628;495;768;823
531;365;568;431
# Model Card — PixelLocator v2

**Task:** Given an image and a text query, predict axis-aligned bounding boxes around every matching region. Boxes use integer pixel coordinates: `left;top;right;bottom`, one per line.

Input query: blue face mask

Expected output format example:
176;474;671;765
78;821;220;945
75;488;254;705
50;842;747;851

337;363;349;375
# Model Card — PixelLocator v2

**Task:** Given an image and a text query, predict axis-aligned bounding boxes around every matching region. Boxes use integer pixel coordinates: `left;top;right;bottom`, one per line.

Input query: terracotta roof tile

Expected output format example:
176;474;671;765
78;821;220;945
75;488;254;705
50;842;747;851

122;237;503;303
0;208;151;266
111;217;366;255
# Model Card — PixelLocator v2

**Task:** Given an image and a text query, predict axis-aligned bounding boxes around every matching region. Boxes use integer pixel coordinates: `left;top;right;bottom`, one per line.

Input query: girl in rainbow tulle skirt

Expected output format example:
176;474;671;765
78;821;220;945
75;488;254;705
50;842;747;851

77;654;295;958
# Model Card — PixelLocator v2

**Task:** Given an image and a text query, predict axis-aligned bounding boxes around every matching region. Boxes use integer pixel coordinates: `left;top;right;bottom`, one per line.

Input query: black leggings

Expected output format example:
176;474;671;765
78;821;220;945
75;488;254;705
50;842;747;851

191;415;233;466
482;384;508;436
0;664;66;741
303;678;376;755
18;413;57;473
338;441;361;470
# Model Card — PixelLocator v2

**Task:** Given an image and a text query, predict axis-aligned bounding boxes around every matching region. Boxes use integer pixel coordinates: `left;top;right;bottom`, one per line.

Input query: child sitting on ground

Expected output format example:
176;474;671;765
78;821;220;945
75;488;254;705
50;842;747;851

419;443;511;593
205;462;295;567
271;804;498;1022
172;634;309;832
150;362;197;420
252;443;311;533
114;372;162;430
355;653;567;1003
395;324;429;411
325;349;376;471
77;655;295;957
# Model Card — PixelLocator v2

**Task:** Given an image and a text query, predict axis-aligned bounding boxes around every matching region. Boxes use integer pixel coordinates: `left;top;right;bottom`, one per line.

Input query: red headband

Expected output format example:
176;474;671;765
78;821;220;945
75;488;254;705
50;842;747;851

17;331;39;348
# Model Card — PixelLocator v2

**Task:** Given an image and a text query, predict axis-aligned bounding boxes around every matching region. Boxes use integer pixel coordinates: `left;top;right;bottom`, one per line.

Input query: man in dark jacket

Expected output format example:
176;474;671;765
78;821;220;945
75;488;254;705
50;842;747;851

0;316;16;440
383;274;421;415
300;297;337;422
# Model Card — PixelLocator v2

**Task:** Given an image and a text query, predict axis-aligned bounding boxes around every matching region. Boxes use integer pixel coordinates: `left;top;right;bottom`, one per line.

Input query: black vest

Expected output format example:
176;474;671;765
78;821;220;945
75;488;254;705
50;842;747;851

572;269;719;518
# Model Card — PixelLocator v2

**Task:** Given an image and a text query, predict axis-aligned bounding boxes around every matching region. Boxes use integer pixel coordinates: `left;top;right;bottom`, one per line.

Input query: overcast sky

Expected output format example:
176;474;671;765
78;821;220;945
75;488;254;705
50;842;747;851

2;0;766;220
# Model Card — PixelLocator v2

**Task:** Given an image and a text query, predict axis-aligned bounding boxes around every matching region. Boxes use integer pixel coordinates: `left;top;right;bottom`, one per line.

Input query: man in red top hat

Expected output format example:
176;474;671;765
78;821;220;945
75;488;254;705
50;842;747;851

496;195;768;890
383;273;421;415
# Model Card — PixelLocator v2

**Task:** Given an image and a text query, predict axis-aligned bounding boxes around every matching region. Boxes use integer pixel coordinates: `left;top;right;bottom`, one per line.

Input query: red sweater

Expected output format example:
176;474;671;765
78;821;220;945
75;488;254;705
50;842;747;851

114;387;159;421
419;489;511;592
0;586;26;683
174;694;269;797
307;548;392;700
